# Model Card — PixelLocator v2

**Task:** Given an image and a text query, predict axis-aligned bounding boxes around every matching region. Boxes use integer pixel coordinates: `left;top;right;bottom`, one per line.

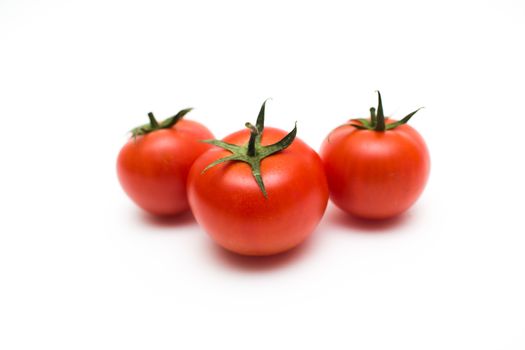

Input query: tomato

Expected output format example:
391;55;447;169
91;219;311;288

117;109;214;216
187;101;329;256
320;92;430;219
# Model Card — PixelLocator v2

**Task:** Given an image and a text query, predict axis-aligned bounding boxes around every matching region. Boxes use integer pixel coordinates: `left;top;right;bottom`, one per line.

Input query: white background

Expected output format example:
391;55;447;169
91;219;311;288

1;0;524;349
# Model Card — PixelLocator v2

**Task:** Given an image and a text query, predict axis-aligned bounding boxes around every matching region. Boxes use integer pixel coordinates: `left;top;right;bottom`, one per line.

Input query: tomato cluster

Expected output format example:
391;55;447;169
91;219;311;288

117;92;430;256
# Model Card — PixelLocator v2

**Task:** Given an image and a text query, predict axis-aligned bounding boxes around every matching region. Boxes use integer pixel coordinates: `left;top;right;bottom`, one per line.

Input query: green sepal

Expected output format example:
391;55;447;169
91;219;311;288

201;154;245;174
349;123;370;130
256;99;269;133
350;118;373;129
385;107;424;130
130;108;193;139
159;108;193;128
250;161;266;198
258;122;297;158
200;100;296;198
375;91;386;131
201;139;243;153
343;92;423;132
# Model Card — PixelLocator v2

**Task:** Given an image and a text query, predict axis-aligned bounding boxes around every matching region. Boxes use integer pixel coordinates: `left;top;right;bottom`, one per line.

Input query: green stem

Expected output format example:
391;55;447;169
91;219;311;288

370;107;377;127
148;112;160;129
245;122;259;157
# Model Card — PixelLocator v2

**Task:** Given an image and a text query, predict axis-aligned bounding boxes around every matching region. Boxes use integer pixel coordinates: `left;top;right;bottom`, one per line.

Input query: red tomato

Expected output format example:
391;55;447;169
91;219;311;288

187;102;329;256
117;109;214;216
320;92;430;219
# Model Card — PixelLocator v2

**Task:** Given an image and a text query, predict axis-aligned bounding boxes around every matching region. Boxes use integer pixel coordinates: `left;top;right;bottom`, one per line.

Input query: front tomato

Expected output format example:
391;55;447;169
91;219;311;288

320;92;430;219
117;108;214;216
187;101;329;256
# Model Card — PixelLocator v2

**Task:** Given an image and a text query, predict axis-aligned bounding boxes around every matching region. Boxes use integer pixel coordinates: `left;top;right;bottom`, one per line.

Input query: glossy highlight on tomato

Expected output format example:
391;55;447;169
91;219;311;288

117;109;214;216
187;101;329;256
320;92;430;219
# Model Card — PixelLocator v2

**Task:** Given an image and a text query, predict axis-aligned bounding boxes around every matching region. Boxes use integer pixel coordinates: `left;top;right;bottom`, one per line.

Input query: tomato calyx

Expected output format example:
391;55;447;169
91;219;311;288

129;108;193;139
350;91;423;131
201;100;297;198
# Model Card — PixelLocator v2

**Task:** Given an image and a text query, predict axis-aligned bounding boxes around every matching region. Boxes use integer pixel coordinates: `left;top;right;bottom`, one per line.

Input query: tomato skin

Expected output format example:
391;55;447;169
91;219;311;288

320;120;430;219
117;119;214;216
187;127;329;256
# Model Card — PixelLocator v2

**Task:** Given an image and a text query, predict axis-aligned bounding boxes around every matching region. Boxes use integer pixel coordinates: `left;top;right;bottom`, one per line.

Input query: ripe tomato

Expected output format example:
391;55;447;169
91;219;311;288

320;92;430;219
117;109;214;216
187;101;329;256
